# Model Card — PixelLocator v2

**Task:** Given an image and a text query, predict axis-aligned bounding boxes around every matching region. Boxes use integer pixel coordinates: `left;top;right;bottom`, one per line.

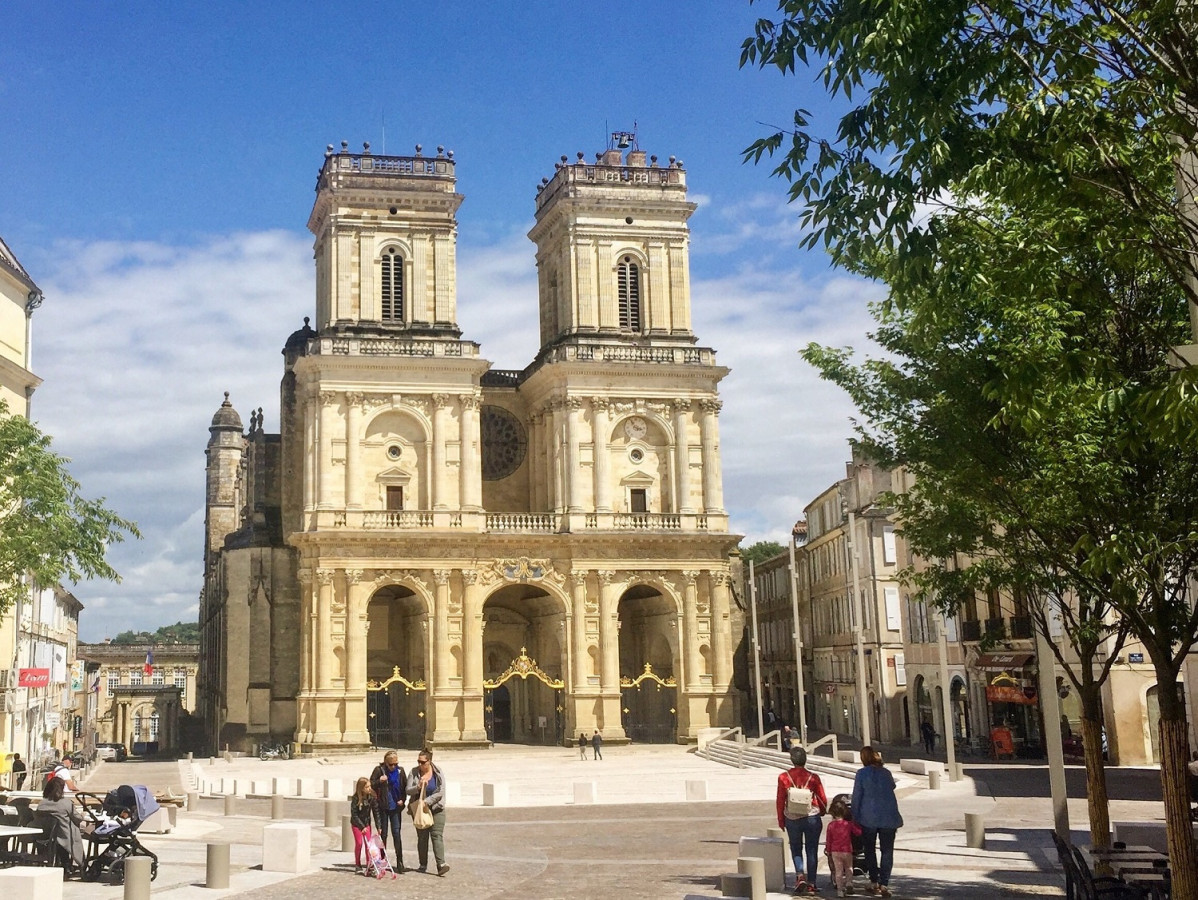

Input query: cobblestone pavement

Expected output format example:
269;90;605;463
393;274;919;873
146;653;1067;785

53;746;1150;899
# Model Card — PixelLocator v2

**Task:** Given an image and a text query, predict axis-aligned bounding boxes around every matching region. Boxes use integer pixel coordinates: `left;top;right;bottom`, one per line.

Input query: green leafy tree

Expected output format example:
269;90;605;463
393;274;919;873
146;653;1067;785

803;189;1198;859
743;0;1198;881
0;402;138;613
740;540;787;568
111;621;200;645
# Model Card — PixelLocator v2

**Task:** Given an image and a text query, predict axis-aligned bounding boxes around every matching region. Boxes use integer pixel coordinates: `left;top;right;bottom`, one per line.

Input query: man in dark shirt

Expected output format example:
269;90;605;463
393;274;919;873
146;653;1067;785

10;753;25;790
591;731;603;760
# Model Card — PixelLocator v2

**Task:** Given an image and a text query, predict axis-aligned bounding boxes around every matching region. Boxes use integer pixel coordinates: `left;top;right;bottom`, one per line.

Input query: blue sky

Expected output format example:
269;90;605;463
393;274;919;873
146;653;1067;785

1;1;880;639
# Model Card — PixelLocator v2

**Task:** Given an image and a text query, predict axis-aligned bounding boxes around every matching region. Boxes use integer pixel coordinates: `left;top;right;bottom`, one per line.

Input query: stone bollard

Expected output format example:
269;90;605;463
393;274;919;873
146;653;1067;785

123;855;152;900
271;794;284;820
341;814;354;852
223;750;231;763
685;779;708;801
323;778;344;800
482;783;509;806
323;799;339;828
928;769;941;790
573;781;597;804
187;751;193;762
272;777;293;796
736;856;766;900
954;761;965;782
721;872;753;898
208;756;215;767
187;791;198;811
737;836;784;892
224;795;235;817
206;843;230;889
765;826;788;856
965;812;985;849
0;868;64;897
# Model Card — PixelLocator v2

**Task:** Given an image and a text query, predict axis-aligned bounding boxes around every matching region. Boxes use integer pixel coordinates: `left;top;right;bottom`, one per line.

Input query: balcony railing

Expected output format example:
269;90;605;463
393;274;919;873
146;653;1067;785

1008;615;1034;639
310;509;721;534
960;620;982;642
984;618;1007;640
485;513;556;532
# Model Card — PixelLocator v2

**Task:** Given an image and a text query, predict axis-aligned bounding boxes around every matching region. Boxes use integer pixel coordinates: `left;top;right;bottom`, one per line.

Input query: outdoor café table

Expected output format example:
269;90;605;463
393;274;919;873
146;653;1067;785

0;824;44;867
1118;869;1170;899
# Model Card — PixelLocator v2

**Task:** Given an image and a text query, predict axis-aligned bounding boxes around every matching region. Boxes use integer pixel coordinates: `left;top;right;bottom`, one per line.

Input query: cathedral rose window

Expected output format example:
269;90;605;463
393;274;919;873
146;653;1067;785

480;405;527;481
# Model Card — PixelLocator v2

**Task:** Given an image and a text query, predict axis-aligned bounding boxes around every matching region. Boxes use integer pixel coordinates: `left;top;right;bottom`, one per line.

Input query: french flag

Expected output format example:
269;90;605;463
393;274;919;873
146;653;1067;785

144;649;154;676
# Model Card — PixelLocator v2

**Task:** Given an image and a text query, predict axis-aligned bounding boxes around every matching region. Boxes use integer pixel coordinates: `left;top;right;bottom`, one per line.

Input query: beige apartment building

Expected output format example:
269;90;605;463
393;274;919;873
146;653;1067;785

199;137;740;754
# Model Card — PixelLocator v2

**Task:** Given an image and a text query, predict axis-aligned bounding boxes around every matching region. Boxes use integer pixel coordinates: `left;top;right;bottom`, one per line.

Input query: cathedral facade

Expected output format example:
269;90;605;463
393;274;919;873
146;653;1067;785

198;138;740;752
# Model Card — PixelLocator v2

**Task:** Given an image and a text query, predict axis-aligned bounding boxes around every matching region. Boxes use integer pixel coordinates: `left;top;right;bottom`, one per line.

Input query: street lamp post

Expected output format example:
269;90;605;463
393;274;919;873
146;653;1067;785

788;539;808;747
845;505;872;748
748;560;765;738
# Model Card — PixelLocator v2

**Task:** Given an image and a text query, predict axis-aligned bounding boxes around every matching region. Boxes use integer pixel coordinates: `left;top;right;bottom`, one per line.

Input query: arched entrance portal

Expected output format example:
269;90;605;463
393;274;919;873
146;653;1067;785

618;584;678;743
366;584;427;749
482;585;565;745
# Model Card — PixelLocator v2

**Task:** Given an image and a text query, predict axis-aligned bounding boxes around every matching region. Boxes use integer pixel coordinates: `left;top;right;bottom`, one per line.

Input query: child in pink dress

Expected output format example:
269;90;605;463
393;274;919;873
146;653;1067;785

825;796;863;897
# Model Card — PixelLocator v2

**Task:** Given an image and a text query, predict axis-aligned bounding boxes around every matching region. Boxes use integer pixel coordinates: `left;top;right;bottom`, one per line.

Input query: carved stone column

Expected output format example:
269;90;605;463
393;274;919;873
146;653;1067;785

343;569;370;744
571;571;590;692
709;570;732;690
433;570;452;690
528;413;543;510
699;399;725;513
316;568;335;689
565;397;583;512
682;571;702;690
345;393;363;509
673;401;693;512
598;571;620;692
459;393;482;510
591;398;612;512
460;570;487;741
317;392;339;509
432;394;450;509
303;395;317;511
297;568;314;695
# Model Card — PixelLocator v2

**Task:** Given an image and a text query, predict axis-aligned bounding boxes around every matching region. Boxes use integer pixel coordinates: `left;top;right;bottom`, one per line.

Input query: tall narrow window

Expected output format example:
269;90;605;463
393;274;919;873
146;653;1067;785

617;256;641;330
630;488;648;513
380;247;404;322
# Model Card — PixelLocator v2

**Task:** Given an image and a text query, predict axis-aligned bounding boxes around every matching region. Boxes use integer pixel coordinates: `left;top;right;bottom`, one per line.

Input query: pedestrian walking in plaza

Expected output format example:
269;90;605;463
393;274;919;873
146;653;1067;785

824;795;862;897
781;725;794;752
851;746;903;898
920;719;936;755
407;747;449;876
10;753;25;790
370;749;407;872
776;746;828;894
579;732;588;760
349;776;378;874
591;730;603;760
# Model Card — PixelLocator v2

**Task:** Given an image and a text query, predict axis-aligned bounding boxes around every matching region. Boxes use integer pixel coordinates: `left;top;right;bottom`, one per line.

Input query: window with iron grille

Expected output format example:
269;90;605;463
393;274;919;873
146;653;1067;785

617;257;641;330
380;247;404;322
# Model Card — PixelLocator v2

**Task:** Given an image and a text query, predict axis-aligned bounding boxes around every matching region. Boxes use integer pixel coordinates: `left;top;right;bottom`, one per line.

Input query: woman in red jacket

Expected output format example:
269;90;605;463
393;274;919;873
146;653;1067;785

776;746;829;894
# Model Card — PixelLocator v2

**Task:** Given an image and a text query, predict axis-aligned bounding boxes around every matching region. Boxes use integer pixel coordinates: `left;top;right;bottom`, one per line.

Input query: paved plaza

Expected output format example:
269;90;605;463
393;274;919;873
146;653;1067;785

52;744;1164;898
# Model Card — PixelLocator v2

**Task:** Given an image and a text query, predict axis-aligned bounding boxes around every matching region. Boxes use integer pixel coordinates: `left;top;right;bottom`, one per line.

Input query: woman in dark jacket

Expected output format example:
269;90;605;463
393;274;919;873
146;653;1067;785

851;746;904;898
406;747;448;875
34;775;84;871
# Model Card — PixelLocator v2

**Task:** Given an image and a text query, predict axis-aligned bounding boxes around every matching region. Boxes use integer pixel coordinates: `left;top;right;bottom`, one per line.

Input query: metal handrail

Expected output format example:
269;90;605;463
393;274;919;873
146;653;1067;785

804;733;839;758
748;729;782;750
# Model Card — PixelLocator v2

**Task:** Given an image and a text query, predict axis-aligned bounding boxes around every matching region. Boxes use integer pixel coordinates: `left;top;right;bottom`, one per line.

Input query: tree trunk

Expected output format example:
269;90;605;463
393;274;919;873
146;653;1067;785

1078;685;1110;850
1156;678;1196;897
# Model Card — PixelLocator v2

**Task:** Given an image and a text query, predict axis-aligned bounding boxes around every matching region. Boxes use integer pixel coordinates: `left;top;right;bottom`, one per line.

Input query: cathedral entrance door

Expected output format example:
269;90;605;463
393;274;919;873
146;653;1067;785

618;584;680;743
366;585;428;749
482;584;566;745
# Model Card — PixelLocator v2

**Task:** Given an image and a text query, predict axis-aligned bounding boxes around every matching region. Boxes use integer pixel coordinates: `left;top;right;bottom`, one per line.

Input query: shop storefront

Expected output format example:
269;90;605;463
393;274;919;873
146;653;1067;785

975;652;1042;758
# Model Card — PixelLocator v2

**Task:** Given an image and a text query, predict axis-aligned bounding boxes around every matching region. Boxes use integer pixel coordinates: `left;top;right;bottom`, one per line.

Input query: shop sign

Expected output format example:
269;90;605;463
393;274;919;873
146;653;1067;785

1128;653;1144;664
18;668;50;688
824;683;836;695
986;684;1037;705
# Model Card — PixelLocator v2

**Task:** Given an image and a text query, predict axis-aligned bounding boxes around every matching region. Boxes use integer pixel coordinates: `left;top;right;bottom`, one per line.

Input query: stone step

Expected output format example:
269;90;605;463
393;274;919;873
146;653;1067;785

700;738;860;781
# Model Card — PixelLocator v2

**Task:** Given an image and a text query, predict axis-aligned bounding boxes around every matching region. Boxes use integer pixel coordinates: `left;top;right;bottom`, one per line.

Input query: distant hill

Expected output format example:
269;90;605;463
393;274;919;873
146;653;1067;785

110;621;200;645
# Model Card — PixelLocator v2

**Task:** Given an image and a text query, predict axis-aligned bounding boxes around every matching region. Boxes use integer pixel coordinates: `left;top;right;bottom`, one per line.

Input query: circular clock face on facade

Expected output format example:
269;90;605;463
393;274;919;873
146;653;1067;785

480;405;528;481
624;416;648;441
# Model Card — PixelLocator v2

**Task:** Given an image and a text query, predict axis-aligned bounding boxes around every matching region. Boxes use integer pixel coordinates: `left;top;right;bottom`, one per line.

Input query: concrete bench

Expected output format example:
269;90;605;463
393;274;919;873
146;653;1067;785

262;822;311;874
899;758;945;777
737;836;783;892
720;872;752;898
573;781;597;804
686;780;708;801
836;750;858;764
0;866;63;899
1112;821;1174;854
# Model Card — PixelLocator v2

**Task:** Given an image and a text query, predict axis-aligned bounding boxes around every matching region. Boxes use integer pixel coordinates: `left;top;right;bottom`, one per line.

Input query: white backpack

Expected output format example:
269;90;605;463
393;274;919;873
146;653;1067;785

784;772;813;819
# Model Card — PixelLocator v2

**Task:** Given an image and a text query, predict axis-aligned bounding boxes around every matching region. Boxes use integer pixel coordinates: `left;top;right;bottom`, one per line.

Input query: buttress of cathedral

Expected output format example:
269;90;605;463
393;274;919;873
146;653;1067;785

198;137;740;753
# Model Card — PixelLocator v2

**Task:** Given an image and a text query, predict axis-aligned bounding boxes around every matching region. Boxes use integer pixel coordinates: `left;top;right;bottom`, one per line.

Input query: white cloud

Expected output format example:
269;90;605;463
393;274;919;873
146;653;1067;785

28;217;881;640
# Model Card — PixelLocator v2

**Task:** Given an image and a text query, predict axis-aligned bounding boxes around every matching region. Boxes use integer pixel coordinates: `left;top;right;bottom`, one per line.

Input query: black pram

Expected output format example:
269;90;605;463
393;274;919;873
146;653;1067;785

79;784;160;883
828;793;868;879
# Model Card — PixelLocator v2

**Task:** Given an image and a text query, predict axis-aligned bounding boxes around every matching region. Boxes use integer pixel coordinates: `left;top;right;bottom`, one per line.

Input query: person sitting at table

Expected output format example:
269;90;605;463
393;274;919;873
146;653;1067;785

33;776;84;873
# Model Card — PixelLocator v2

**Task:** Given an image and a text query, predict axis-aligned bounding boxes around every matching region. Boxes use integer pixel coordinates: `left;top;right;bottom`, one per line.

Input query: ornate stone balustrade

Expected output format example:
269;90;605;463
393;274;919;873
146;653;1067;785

308;509;721;534
549;343;715;366
485;513;558;532
315;337;477;358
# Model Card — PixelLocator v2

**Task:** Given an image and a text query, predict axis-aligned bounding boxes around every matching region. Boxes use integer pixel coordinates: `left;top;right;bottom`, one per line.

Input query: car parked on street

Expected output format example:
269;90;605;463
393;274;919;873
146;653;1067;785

95;742;128;762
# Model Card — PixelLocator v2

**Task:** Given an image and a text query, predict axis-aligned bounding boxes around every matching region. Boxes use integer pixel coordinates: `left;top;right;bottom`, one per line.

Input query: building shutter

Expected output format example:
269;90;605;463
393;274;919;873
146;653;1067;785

884;586;901;632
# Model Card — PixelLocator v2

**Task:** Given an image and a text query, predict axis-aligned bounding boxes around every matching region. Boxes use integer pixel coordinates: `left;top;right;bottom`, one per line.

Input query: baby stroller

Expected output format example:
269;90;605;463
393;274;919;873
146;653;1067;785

363;827;396;880
828;793;869;880
78;785;160;884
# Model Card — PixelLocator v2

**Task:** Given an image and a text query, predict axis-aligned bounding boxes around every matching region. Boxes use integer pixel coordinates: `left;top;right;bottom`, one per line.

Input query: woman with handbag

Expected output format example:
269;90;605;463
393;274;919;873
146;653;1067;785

776;746;828;894
406;747;449;875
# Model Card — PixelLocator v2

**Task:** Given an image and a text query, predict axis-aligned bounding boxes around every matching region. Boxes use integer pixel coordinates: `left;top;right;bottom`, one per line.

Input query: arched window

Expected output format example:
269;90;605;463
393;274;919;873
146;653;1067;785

617;256;641;330
380;247;404;322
